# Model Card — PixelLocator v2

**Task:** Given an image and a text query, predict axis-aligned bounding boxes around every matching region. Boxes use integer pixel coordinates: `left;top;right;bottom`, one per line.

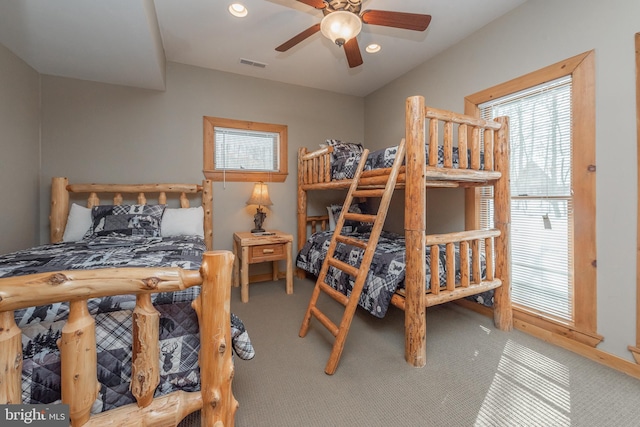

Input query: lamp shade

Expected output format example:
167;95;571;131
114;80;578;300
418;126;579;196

320;11;362;46
246;182;273;207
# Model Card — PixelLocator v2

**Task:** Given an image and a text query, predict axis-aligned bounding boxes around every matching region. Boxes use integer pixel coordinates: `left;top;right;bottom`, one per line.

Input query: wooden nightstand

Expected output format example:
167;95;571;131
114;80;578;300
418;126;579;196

232;230;293;302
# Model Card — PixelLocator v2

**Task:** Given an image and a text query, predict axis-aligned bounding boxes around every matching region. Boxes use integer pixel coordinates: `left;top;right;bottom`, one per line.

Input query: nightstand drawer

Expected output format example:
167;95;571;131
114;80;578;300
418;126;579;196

249;244;285;263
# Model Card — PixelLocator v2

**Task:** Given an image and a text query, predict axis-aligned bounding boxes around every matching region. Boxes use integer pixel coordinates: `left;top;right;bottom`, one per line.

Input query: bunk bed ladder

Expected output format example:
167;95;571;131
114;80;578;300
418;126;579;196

299;138;407;375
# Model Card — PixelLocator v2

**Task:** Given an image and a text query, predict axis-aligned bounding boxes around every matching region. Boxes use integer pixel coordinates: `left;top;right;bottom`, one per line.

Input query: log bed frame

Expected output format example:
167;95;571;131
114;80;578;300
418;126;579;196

0;177;238;426
297;95;513;367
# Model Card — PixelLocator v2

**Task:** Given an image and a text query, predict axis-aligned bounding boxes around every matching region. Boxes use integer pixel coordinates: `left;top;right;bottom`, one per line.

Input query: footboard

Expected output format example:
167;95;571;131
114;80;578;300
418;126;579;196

0;251;236;427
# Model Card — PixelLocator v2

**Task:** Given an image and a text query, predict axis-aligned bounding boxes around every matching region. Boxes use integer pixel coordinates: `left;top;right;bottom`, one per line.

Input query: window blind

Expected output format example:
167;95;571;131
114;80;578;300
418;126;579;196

479;76;573;322
215;127;280;172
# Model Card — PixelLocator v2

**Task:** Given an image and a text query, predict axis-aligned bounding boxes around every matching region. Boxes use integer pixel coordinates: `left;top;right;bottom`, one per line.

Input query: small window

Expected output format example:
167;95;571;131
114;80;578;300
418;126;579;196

203;116;288;182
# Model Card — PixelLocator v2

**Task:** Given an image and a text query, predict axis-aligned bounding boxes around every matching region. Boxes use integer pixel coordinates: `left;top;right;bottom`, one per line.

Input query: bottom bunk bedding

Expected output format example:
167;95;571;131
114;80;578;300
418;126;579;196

0;236;254;411
296;230;493;318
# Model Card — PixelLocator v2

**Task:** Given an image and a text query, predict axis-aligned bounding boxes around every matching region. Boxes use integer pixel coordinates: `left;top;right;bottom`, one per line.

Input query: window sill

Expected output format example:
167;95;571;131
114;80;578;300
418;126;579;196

454;299;603;347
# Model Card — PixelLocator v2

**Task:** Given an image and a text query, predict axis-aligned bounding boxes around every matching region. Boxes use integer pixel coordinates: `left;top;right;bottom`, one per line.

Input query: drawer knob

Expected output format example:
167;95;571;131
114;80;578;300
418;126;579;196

262;249;275;254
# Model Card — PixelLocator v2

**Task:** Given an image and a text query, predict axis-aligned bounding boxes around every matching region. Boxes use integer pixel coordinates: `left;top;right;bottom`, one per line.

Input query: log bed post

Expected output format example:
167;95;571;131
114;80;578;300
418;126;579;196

297;147;308;278
492;116;513;331
203;179;214;251
405;95;427;367
50;177;70;243
59;300;100;427
0;312;22;404
196;251;238;426
131;294;161;408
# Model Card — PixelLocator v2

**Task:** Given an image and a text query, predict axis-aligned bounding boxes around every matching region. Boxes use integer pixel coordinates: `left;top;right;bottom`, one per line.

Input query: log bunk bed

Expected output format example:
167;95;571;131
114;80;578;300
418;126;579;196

0;177;252;426
296;95;513;369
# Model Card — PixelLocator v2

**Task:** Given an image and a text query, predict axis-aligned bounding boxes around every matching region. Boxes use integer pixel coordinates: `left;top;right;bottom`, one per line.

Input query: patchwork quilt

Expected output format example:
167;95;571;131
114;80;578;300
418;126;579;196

329;142;484;181
0;236;254;412
296;230;493;318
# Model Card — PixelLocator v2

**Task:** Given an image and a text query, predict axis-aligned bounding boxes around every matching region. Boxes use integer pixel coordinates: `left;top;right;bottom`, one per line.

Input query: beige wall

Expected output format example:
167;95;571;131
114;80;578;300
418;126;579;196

365;0;639;361
0;44;40;253
39;62;364;253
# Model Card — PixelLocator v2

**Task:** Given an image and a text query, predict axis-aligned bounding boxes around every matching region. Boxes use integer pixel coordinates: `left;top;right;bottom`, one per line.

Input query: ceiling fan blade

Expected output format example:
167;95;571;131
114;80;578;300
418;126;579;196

361;10;432;31
275;24;321;52
296;0;327;9
344;37;363;68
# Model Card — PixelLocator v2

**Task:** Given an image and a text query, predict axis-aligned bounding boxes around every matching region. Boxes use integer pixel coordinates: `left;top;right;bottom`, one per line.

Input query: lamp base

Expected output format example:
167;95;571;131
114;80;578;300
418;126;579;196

252;209;267;233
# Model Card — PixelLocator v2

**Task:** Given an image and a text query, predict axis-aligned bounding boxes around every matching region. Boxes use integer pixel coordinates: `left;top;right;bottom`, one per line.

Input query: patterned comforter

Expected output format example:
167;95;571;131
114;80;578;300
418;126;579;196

0;236;254;411
331;143;482;181
296;230;493;318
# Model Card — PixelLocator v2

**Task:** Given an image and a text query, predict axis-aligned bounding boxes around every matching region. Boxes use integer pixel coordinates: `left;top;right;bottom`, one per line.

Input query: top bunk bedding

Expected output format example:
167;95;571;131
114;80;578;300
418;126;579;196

298;105;504;189
328;140;484;181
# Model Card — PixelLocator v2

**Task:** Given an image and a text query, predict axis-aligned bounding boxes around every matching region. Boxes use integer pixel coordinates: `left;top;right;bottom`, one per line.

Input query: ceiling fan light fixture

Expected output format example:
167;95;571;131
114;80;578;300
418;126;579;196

320;11;362;47
228;3;248;18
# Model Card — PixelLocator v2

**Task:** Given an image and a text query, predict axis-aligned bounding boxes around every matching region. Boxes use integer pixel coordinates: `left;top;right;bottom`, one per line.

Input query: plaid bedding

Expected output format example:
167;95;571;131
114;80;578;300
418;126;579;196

330;143;484;180
0;236;254;411
296;230;493;318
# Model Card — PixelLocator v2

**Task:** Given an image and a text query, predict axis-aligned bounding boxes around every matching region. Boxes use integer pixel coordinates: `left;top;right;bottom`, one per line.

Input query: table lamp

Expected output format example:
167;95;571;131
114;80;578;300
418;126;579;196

247;182;273;232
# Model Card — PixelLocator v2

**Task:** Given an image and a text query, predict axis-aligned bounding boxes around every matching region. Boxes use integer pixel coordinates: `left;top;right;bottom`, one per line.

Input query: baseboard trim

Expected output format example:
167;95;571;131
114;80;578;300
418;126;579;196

454;300;640;380
514;319;640;380
628;346;640;364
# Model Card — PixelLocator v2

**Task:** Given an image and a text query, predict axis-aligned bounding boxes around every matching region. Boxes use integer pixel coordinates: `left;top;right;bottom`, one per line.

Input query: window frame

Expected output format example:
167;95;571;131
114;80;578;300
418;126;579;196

203;116;288;182
632;33;640;363
464;50;601;347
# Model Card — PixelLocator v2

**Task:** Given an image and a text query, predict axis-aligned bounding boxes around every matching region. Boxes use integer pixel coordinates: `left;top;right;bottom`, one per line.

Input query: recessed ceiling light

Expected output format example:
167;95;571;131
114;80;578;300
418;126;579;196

228;3;248;18
366;44;381;54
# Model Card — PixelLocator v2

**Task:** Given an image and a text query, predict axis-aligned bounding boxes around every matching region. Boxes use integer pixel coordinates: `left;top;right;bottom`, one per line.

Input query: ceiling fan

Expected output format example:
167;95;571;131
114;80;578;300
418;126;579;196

275;0;431;68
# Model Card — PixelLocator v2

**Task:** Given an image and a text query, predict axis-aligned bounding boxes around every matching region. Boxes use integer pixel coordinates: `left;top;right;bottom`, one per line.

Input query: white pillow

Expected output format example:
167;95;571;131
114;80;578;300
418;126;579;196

62;203;93;242
161;206;204;238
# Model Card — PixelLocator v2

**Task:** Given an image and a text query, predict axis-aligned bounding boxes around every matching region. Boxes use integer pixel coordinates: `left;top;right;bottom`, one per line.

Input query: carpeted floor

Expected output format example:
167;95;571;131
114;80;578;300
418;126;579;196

182;277;640;427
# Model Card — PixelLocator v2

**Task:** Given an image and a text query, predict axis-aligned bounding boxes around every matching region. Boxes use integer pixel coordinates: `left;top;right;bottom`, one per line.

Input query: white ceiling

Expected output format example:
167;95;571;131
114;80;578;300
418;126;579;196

0;0;526;97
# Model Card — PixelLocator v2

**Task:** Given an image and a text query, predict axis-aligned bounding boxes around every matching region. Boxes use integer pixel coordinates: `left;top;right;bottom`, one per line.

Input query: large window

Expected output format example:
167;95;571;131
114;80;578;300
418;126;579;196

480;76;573;321
465;51;600;346
203;116;288;182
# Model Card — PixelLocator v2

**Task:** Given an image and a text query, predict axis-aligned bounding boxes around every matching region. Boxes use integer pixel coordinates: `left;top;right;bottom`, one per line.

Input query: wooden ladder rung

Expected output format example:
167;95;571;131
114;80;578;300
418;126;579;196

327;257;360;278
335;234;367;249
352;189;385;198
344;212;377;223
319;281;350;306
310;306;339;337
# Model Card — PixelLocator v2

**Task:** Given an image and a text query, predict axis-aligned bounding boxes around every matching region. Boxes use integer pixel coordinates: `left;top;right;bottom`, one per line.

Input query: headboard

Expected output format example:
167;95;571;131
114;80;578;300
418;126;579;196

49;177;213;250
